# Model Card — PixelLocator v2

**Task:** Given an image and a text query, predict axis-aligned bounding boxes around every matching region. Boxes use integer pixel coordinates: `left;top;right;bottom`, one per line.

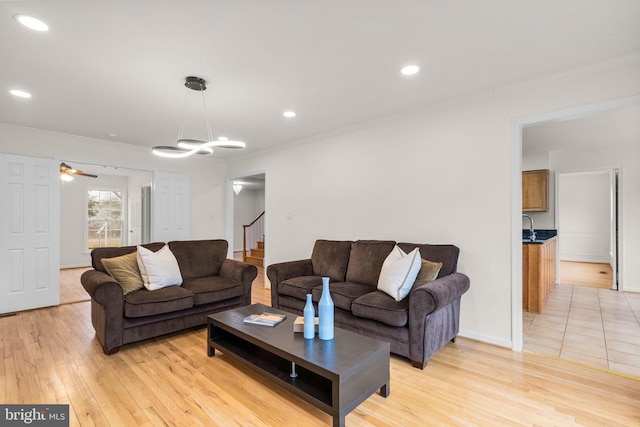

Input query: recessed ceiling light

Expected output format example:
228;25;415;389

10;89;31;98
283;111;296;118
217;136;228;141
107;133;117;138
14;14;49;32
401;65;420;76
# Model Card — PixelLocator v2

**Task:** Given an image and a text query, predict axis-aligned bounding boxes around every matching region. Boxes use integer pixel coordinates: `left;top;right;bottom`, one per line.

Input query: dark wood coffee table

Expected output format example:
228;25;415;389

207;303;390;427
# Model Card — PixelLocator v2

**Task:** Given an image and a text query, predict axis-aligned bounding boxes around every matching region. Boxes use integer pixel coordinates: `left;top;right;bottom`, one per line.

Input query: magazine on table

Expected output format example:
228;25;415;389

243;312;287;327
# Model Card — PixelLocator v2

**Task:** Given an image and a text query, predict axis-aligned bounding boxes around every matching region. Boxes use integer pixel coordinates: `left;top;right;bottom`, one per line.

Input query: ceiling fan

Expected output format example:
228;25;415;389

60;162;97;181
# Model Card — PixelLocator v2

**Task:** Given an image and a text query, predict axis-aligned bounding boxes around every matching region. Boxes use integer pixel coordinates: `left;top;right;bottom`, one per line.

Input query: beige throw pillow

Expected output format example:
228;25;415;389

377;246;422;301
102;251;144;294
136;244;183;291
412;259;443;289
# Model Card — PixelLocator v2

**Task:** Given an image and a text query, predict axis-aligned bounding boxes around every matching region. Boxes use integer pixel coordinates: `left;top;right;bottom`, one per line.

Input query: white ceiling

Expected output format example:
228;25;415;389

1;0;639;160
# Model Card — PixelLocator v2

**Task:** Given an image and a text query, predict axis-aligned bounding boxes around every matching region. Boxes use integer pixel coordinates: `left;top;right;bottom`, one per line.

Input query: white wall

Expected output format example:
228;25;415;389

558;171;611;263
228;59;640;347
0;124;229;245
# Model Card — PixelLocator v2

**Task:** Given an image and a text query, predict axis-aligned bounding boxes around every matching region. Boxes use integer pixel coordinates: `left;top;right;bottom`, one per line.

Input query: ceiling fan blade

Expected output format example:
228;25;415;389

75;171;98;178
60;162;98;178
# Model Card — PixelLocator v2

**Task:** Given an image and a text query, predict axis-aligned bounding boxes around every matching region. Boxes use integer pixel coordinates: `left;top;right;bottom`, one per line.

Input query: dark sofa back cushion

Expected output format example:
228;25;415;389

91;242;165;273
168;239;228;279
397;243;459;277
345;240;396;286
311;240;353;281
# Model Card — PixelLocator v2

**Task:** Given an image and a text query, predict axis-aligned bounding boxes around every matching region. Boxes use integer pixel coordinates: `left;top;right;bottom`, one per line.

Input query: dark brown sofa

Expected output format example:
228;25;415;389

267;240;470;369
81;239;257;354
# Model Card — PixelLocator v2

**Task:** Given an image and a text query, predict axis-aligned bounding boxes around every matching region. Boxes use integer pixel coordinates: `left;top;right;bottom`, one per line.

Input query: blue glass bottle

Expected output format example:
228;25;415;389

318;277;334;340
303;293;315;339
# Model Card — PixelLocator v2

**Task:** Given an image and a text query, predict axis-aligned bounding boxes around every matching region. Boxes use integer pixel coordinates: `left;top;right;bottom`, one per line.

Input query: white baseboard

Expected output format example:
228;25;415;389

60;264;91;269
459;330;512;350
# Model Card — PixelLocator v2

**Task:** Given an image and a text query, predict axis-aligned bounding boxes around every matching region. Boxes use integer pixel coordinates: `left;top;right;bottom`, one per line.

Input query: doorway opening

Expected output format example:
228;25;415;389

227;173;265;261
515;97;639;377
59;162;153;305
557;169;619;291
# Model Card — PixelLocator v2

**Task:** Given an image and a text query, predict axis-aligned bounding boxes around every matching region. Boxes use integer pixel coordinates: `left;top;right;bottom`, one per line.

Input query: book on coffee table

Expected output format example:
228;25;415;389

243;312;287;327
293;316;319;332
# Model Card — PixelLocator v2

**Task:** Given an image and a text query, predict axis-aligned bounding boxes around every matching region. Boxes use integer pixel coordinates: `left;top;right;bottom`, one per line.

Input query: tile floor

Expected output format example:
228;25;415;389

523;285;640;379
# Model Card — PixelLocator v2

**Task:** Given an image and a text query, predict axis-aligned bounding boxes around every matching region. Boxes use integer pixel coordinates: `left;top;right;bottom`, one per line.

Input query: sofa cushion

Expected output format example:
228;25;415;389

137;244;183;291
101;251;144;295
377;246;422;301
169;240;228;279
124;286;194;318
311;281;373;311
181;276;244;306
92;242;165;273
345;240;396;286
414;259;443;287
352;291;409;327
311;240;353;282
397;243;459;278
278;276;324;301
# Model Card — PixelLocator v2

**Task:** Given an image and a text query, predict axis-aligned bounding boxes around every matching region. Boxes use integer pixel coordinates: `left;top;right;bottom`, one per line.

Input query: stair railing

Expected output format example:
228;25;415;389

243;211;265;262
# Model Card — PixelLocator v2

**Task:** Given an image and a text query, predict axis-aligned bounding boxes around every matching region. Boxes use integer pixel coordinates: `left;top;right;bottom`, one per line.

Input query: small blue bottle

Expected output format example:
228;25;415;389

318;277;334;340
303;293;315;339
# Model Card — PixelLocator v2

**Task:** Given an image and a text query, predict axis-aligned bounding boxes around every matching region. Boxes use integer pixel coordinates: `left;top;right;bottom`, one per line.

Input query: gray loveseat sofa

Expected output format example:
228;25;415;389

267;240;470;368
81;239;257;354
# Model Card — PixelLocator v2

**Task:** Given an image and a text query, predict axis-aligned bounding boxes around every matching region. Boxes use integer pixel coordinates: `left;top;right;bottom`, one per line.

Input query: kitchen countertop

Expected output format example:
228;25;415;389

522;229;557;244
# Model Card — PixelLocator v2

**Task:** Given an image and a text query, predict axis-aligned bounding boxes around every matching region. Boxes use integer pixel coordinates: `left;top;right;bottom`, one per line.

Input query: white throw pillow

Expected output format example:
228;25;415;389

136;244;183;291
377;246;422;301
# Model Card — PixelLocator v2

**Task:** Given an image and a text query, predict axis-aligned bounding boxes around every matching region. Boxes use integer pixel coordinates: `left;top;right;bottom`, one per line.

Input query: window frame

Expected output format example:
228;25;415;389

84;185;127;252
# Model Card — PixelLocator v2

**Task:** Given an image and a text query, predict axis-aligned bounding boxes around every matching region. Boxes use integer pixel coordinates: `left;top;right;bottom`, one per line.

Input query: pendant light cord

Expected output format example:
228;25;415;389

177;88;191;141
200;89;214;143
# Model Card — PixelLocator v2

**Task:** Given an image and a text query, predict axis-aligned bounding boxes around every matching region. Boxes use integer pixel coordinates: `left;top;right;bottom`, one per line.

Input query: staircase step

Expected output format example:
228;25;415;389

245;255;264;267
257;241;264;250
251;248;264;258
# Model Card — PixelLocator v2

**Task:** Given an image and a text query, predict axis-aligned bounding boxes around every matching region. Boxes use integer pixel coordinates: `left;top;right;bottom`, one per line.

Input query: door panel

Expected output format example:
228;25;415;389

128;191;142;246
152;172;189;242
0;154;60;313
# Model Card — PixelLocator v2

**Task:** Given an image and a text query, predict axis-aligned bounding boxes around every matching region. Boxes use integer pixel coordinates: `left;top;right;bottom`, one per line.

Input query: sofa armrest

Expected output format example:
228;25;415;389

266;259;313;308
409;273;470;316
80;269;125;354
219;259;258;306
80;269;124;303
408;272;470;368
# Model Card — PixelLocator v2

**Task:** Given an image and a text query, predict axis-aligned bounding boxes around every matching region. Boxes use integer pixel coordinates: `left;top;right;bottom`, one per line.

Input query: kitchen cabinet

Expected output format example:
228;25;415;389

522;169;549;212
522;236;557;314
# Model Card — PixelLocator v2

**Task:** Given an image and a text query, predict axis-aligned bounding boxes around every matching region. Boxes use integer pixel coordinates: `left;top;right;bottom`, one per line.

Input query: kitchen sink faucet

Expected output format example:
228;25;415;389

522;214;536;241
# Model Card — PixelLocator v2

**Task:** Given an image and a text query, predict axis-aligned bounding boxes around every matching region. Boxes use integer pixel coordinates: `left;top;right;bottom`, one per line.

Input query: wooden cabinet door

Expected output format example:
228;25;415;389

523;169;549;212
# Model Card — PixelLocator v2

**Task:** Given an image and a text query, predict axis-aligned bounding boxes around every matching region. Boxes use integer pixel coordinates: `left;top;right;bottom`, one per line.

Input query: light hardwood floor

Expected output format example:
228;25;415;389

559;261;614;289
60;267;92;305
6;268;640;426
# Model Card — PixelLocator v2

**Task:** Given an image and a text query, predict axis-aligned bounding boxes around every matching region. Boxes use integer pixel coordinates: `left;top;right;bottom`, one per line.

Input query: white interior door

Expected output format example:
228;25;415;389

128;190;142;246
0;154;60;314
151;172;189;242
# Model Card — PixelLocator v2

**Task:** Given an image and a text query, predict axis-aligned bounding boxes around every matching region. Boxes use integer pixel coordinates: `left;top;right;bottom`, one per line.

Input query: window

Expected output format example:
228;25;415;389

87;189;123;249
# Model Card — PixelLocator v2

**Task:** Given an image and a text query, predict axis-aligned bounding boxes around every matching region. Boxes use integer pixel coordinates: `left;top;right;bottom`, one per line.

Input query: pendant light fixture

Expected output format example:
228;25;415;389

152;76;246;158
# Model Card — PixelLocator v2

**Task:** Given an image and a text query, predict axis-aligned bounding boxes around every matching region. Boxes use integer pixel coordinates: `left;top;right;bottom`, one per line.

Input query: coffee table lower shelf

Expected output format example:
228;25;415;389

210;332;333;409
207;311;389;427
